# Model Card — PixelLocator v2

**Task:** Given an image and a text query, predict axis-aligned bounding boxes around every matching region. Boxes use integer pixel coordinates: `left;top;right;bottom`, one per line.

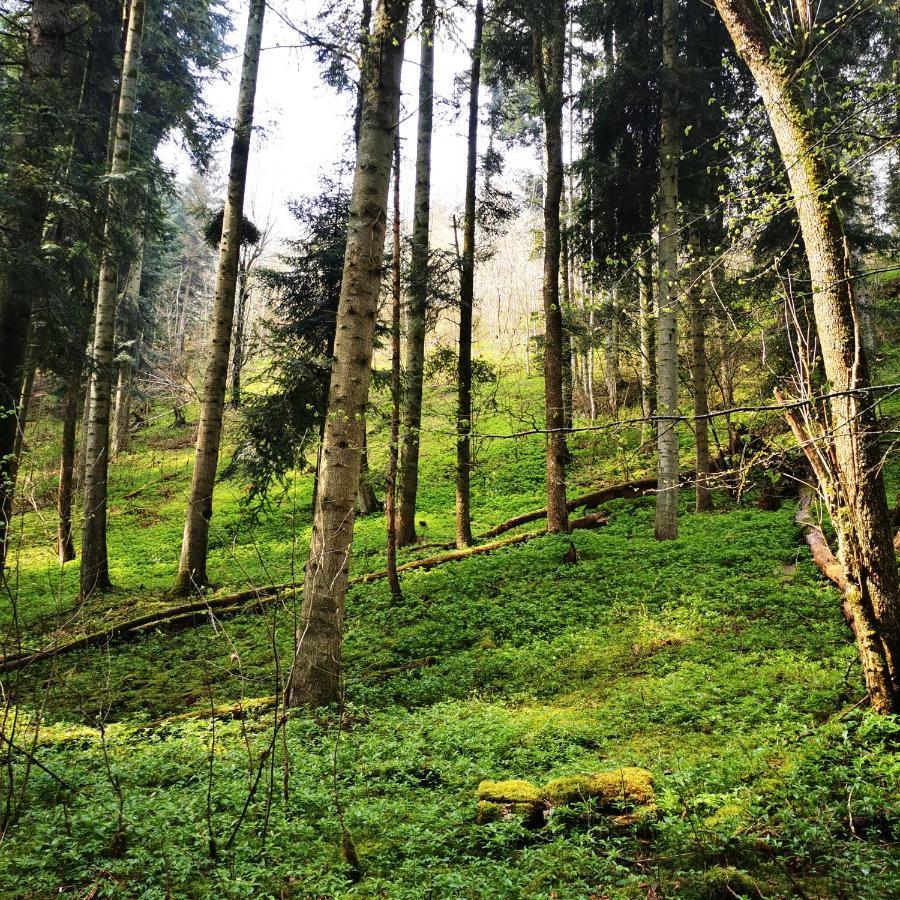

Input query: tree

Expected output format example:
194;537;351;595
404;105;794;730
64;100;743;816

713;0;900;713
0;0;71;570
455;0;485;549
533;0;569;534
284;0;411;708
397;0;436;547
176;0;266;594
654;0;679;542
80;0;148;597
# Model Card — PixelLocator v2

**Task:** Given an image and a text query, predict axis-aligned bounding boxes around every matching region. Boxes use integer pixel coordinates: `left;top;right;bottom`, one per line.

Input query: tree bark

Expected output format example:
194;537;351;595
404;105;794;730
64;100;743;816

397;0;436;547
655;0;680;541
455;0;483;550
714;0;900;712
533;0;570;535
386;136;403;598
284;0;410;708
689;224;712;511
80;0;147;597
175;0;265;594
0;0;70;571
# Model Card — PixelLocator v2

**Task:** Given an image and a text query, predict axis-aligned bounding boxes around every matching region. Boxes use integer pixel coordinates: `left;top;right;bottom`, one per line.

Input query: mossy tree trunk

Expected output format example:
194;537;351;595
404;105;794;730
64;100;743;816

398;0;436;547
455;0;483;550
80;0;147;597
284;0;410;708
714;0;900;712
175;0;265;594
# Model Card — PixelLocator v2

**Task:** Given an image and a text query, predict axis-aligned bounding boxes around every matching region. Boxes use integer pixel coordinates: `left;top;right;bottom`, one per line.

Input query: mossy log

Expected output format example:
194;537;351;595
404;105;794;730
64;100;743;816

0;478;624;674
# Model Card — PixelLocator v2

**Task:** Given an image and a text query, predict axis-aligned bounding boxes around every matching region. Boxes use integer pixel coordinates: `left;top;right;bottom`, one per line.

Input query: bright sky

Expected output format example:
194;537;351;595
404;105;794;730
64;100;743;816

158;0;526;244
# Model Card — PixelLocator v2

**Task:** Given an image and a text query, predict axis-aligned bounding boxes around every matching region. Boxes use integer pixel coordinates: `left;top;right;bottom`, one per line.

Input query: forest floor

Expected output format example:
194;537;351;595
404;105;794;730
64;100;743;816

0;368;898;898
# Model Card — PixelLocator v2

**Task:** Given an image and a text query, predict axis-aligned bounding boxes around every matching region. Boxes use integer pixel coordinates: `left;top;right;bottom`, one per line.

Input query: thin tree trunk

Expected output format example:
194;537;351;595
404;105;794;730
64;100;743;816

714;0;900;712
603;289;619;417
533;0;570;535
111;239;144;459
560;195;574;430
57;370;80;563
455;0;483;550
655;0;680;542
689;224;711;511
230;267;247;408
386;136;403;598
638;245;656;446
284;0;410;708
0;0;70;571
175;0;265;593
80;0;147;596
356;420;380;515
398;0;436;547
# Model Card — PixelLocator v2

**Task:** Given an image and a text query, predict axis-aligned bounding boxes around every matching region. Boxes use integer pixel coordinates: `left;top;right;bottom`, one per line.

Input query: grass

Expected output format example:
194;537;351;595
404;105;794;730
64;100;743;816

0;367;897;898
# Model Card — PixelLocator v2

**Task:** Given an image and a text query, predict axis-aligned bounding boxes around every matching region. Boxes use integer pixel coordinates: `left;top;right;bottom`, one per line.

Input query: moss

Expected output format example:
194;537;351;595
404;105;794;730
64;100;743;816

543;767;655;808
684;866;759;900
477;778;542;804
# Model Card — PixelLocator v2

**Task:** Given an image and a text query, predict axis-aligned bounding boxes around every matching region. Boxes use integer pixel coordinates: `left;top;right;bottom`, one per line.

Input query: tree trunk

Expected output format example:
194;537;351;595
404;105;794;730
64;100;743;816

455;0;483;550
533;0;570;535
229;267;248;409
111;239;144;459
714;0;900;712
560;195;574;430
175;0;265;594
603;289;619;417
398;0;436;547
689;224;712;512
80;0;147;597
386;136;403;598
655;0;680;542
638;245;656;446
57;369;81;563
284;0;410;709
356;420;380;515
0;0;70;571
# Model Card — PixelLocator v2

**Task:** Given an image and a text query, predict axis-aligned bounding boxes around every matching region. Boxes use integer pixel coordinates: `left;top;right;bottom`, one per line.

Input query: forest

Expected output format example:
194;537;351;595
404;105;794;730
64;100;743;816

0;0;898;896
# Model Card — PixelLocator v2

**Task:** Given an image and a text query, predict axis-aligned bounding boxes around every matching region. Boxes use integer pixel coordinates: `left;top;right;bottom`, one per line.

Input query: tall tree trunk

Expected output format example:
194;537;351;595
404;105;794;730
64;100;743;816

356;420;380;515
175;0;265;594
560;195;574;430
638;245;656;446
80;0;147;597
57;370;81;563
689;224;712;511
386;136;403;598
111;238;144;459
714;0;900;713
397;0;436;547
655;0;680;542
0;0;70;571
455;0;483;550
284;0;410;708
534;0;570;534
230;267;248;409
603;289;619;417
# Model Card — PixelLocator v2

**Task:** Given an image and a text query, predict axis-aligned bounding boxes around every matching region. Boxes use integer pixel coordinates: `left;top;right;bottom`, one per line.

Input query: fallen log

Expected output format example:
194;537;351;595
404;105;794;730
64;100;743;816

0;479;621;674
480;475;659;539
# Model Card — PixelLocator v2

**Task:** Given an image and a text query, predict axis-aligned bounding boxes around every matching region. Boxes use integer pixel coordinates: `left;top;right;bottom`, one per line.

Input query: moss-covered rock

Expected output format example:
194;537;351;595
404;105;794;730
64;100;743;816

476;780;546;827
683;866;759;899
477;779;542;804
542;767;655;808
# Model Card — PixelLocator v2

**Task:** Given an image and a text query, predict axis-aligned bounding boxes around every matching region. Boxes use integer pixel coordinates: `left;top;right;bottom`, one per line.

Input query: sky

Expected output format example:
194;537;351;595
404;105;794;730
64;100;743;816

158;0;531;244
